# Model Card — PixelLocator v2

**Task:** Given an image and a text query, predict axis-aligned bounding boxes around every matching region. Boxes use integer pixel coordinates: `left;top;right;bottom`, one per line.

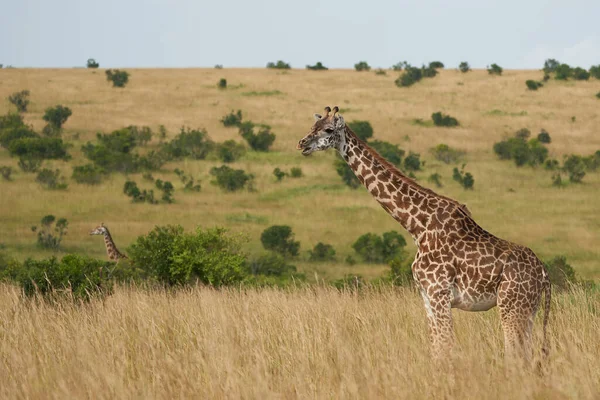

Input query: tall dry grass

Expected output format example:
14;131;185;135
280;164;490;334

0;283;598;399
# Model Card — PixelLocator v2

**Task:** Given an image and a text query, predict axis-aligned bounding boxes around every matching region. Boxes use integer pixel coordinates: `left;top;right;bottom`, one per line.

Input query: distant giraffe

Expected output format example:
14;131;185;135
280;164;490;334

296;106;551;361
90;223;128;262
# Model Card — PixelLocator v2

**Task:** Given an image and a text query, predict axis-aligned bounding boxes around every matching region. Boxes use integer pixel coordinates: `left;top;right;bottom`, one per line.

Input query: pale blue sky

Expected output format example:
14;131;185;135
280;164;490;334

1;0;598;69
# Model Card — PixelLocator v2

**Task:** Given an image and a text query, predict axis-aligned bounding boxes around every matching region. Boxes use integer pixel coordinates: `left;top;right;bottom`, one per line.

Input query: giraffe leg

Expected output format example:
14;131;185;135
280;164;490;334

419;287;454;359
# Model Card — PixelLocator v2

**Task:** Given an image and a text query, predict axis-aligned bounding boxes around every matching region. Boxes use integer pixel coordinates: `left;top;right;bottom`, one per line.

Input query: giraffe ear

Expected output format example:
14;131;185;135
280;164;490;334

313;113;322;121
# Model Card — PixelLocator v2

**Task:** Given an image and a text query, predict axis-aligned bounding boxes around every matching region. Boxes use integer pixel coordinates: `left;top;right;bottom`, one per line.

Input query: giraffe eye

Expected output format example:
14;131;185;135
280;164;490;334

324;128;334;134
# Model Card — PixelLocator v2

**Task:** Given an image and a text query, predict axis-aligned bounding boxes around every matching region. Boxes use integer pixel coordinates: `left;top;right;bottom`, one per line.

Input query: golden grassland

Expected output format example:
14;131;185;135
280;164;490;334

0;68;599;279
0;283;598;399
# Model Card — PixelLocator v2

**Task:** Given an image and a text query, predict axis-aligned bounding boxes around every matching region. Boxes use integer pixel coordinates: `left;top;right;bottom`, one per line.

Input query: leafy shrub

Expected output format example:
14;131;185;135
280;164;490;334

35;168;68;190
537;129;551;143
0;112;26;133
248;252;297;276
515;128;531;140
543;59;560;74
217;78;227;89
71;164;105;185
8;137;70;160
123;181;157;204
403;152;421;171
273;167;286;181
309;242;336;262
374;69;387;76
128;225;247;286
0;125;37;149
389;257;413;286
395;66;422;87
554;64;572;80
239;122;275;151
392;61;408;71
572;67;590;81
266;60;291;69
86;58;99;68
260;225;300;257
596;92;600;99
173;168;201;192
306;62;328;70
155;179;175;203
43;105;72;131
216;139;245;163
334;157;360;188
526;80;543;90
354;61;371;71
459;62;471;73
544;159;560;171
105;69;130;87
0;166;12;181
18;157;41;173
428;173;442;187
430;143;464;164
352;231;407;263
487;64;503;75
551;172;563;187
161;127;214;160
348;120;373;141
32;215;68;250
452;166;474;190
431;112;459;127
369;140;405;166
289;167;303;178
421;66;438;78
544;255;576;290
210;165;254;192
221;110;243;127
563;155;586;183
128;125;153;146
8;90;30;112
590;65;600;79
493;130;549;167
429;61;444;69
583;151;600;171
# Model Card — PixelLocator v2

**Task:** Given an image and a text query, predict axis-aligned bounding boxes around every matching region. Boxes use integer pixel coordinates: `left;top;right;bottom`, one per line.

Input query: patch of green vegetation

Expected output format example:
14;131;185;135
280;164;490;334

225;212;269;225
259;184;346;202
410;118;434;127
485;109;528;117
241;90;284;97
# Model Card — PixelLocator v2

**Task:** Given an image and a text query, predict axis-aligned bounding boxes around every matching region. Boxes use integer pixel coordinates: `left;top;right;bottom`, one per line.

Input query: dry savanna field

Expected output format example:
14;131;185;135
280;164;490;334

0;67;600;398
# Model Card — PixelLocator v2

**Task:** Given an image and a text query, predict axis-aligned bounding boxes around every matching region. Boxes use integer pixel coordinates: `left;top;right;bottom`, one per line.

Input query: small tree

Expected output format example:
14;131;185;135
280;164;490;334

210;165;254;192
347;120;373;141
289;167;303;178
31;215;68;250
554;64;572;80
526;80;543;90
42;105;72;130
309;242;336;262
429;61;444;69
105;69;130;87
334;157;360;188
537;129;551;143
217;78;227;89
369;140;405;167
260;225;300;256
395;66;422;87
403;152;421;171
563;155;586;183
543;59;560;74
590;65;600;79
216;140;245;163
430;144;464;164
86;58;99;68
8;90;30;113
155;179;175;203
354;61;371;71
487;64;503;75
273;167;286;182
428;173;442;187
572;67;590;81
431;112;459;127
239;122;276;151
452;165;474;190
221;110;243;127
35;168;68;190
266;60;291;69
459;62;471;73
306;62;328;70
72;164;104;185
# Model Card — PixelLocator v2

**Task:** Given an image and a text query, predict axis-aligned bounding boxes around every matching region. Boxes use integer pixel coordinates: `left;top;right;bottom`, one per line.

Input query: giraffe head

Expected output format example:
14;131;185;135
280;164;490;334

90;223;108;236
296;106;346;156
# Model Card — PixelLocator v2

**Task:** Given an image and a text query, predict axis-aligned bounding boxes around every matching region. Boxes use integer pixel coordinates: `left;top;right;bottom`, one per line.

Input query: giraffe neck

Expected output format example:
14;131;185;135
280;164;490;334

337;127;444;241
103;230;126;261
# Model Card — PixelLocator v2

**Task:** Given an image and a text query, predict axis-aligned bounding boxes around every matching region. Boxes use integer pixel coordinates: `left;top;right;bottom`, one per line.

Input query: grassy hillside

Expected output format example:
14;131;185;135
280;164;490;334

0;284;598;399
0;68;599;279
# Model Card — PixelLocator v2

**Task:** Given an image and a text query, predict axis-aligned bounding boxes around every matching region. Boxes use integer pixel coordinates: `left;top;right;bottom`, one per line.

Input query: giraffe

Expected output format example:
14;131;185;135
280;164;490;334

296;106;551;361
90;223;128;262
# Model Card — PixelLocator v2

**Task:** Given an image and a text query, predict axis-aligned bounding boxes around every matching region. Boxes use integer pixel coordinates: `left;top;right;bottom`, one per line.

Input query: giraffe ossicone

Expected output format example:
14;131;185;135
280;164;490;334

297;106;551;361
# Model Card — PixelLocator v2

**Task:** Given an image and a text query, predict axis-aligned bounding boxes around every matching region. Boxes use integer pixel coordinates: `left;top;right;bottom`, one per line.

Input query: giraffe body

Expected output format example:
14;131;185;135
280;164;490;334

297;107;551;360
90;223;128;262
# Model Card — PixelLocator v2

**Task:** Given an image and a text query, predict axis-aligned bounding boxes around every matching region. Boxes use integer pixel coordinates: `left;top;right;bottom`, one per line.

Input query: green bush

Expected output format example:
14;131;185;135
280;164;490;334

273;167;286;181
248;252;297;276
87;58;99;68
429;61;444;69
260;225;300;257
431;112;459;127
306;62;328;70
543;59;560;74
395;66;422;87
334;157;360;188
528;139;549;165
352;231;407;263
493;130;549;167
452;166;474;190
221;110;243;127
392;61;408;71
43;105;72;130
155;179;175;203
348;120;373;141
31;215;68;250
354;61;371;71
544;159;560;171
421;66;438;78
309;242;336;262
596;92;600;99
105;69;130;87
8;137;70;160
403;152;421;171
374;69;387;76
0;126;37;149
161;127;214;160
18;157;41;173
173;168;201;192
217;78;227;89
0;166;12;181
266;60;291;69
289;167;303;178
128;225;247;286
8;90;30;112
537;129;551;143
583;151;600;171
572;67;590;80
487;64;503;75
128;125;153;146
369;140;405;166
71;164;105;185
216;139;245;163
526;80;543;90
389;256;413;286
459;62;471;73
554;64;572;80
544;256;576;290
590;65;600;79
430;143;464;164
36;168;68;190
563;155;586;183
210;165;254;192
0;112;26;132
428;173;442;187
239;122;275;151
123;181;157;204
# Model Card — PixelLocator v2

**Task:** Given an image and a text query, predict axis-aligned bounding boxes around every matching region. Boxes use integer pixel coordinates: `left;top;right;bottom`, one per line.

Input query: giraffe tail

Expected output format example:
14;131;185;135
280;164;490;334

541;279;552;358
